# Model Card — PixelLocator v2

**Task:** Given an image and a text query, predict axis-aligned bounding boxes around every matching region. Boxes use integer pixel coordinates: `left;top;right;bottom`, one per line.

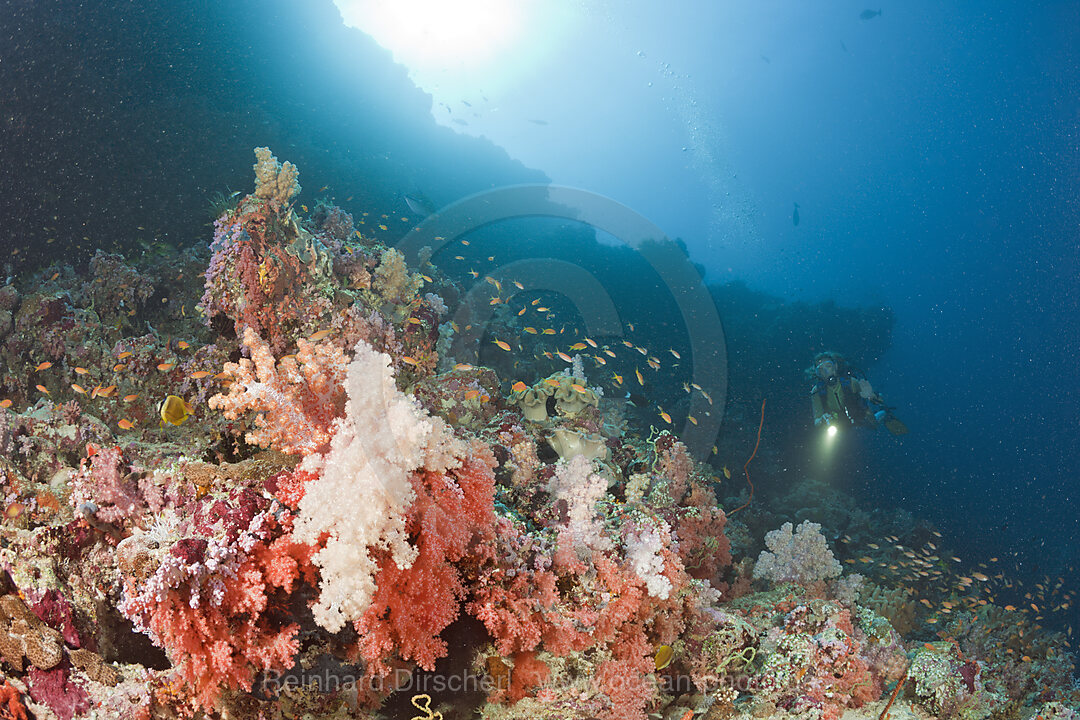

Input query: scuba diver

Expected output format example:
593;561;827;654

809;352;908;436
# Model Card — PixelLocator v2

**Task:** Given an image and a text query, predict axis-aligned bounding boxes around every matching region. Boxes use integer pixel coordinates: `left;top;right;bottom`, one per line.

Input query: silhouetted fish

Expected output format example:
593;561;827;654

793;202;800;226
760;54;771;64
860;9;882;20
528;118;549;125
404;193;434;218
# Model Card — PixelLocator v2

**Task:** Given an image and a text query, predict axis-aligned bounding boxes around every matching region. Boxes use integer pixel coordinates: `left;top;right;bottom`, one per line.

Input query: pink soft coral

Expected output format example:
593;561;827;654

208;327;347;456
28;666;88;720
70;445;141;525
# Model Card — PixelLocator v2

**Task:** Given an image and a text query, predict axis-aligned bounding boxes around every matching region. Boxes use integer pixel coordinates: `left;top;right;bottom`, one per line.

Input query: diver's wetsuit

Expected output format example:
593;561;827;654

810;374;878;428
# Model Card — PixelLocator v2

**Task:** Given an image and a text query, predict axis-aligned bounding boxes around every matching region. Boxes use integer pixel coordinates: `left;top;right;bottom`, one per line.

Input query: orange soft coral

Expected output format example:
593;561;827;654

209;327;347;456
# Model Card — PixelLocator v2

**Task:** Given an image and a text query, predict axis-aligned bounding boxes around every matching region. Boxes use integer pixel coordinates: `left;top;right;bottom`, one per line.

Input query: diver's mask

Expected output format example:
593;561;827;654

816;359;838;382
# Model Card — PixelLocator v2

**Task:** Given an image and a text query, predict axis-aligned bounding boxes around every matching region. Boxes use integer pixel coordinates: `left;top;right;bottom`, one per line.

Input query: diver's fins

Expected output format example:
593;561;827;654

884;416;908;436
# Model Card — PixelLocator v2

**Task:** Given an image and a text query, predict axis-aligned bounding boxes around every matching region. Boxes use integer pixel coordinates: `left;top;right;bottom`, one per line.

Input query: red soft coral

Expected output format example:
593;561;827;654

595;624;656;720
0;679;27;720
200;204;317;353
140;524;314;709
674;483;731;582
469;569;557;656
507;651;550;703
353;450;496;679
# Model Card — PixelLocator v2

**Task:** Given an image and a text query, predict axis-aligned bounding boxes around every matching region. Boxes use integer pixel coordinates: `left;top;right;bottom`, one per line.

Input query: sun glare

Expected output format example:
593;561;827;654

336;0;524;70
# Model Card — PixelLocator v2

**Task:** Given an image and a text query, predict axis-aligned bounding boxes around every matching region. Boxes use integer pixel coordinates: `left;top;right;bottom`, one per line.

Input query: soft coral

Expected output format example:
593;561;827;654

353;450;497;679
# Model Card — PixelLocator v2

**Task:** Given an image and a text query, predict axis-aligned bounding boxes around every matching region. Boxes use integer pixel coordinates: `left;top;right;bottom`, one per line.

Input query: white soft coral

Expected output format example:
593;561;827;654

294;340;465;632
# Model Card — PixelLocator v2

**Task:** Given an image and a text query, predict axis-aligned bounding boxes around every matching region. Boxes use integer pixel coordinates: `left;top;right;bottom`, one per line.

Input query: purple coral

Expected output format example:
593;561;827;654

753;520;842;586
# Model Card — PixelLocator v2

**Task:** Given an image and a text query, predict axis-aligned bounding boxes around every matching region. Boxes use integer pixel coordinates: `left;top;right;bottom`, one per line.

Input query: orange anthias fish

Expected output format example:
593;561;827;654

34;361;53;371
511;381;528;393
493;340;512;352
91;385;117;398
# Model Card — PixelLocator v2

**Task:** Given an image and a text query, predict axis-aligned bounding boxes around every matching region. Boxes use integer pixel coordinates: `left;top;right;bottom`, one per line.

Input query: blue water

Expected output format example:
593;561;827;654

415;0;1080;600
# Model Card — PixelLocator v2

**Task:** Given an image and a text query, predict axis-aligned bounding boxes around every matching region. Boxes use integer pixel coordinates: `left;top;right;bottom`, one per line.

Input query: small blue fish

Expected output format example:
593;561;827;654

793;202;800;226
860;9;882;20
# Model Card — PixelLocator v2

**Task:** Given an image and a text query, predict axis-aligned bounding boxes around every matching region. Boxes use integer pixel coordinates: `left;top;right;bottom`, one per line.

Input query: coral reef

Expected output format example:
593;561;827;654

0;150;1073;720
